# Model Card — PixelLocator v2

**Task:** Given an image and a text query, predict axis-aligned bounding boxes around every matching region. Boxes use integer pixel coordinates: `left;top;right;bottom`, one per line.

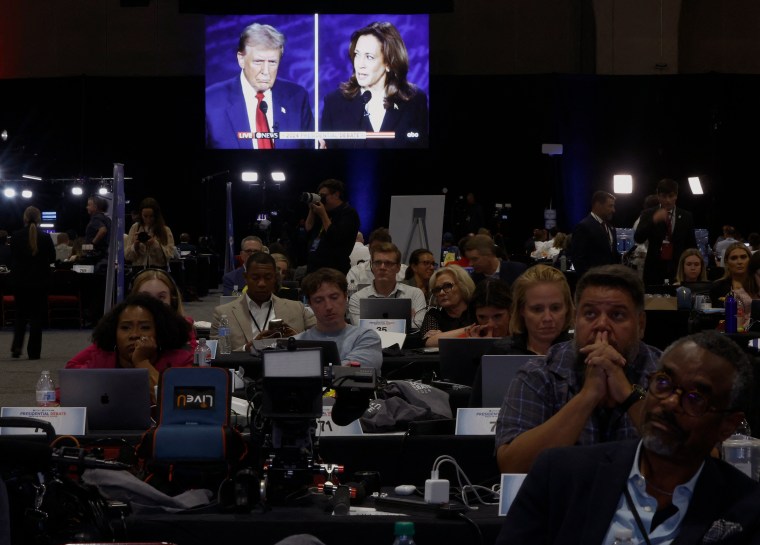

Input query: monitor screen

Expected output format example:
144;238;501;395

205;14;430;150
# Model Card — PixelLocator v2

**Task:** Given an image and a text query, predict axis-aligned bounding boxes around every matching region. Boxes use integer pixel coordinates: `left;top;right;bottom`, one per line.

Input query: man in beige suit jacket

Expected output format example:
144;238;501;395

211;252;315;350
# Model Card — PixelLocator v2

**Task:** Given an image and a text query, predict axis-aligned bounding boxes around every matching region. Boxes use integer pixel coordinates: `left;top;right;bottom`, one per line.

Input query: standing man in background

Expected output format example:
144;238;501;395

570;190;618;278
84;194;111;260
635;178;697;286
305;178;359;275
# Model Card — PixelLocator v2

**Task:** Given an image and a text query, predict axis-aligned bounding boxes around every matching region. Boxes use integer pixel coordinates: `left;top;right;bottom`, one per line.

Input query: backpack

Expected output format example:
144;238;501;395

136;367;249;497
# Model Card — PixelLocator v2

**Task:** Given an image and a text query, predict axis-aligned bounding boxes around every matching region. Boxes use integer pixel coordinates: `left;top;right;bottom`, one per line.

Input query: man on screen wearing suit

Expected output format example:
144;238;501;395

634;178;697;286
570;190;619;278
495;330;759;545
211;252;315;351
205;23;314;150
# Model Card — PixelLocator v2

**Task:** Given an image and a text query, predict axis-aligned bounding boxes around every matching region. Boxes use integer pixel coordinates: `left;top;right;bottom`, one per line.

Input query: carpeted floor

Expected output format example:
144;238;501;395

0;289;222;408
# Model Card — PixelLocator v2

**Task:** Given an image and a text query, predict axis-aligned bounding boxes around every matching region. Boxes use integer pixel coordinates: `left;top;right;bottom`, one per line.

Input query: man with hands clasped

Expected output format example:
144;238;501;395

495;264;661;473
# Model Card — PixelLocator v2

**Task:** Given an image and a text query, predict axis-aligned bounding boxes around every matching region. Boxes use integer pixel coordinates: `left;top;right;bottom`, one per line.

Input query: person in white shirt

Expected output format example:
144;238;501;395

347;242;426;330
349;231;371;267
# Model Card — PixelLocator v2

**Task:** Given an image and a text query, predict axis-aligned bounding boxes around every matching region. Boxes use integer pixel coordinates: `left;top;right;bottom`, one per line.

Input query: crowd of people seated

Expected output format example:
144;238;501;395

8;181;760;544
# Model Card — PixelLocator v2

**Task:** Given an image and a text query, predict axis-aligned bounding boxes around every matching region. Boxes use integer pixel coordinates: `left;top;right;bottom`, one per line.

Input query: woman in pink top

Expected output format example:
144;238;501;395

67;293;193;393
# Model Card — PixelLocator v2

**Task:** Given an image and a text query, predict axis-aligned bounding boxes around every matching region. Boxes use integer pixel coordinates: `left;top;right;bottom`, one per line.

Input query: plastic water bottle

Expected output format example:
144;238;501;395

737;297;747;333
392;521;416;545
218;314;231;355
36;370;56;407
231;284;240;297
612;528;634;544
725;291;738;334
194;338;211;367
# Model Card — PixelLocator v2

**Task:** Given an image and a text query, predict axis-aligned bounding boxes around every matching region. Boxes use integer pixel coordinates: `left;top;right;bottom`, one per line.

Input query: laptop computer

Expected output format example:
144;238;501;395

438;337;499;386
480;354;538;407
275;338;343;367
58;368;152;433
359;298;412;332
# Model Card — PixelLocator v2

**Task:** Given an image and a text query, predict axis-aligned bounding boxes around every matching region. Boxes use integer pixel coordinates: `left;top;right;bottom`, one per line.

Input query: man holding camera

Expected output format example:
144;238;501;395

304;178;359;275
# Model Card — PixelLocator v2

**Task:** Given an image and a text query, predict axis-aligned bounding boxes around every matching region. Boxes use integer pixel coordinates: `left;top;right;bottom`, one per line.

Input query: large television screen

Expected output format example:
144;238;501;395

205;14;430;150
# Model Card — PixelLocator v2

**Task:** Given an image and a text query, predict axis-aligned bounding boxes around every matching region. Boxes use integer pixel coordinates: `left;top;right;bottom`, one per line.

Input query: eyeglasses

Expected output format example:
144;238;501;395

647;371;734;417
371;260;399;269
431;282;455;295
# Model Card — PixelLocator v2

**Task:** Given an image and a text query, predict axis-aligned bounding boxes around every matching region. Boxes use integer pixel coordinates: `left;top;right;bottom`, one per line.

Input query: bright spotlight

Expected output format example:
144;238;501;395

241;171;259;182
71;186;84;196
271;171;286;182
21;189;33;198
613;174;633;194
688;177;704;195
98;187;109;195
3;188;16;198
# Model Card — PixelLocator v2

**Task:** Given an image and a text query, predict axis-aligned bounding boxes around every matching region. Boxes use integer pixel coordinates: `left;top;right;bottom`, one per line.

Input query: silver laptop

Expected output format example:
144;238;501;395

480;354;540;407
359;297;412;331
58;368;152;432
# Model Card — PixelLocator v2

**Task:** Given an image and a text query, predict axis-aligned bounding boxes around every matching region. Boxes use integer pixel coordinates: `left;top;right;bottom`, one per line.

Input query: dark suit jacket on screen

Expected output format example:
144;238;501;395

320;89;428;149
634;205;697;285
496;440;760;545
570;214;619;278
205;76;314;149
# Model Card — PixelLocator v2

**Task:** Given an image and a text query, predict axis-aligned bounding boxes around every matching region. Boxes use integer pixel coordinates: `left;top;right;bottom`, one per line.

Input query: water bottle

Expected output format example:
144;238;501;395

218;314;231;355
725;291;738;334
36;370;56;407
612;528;634;544
194;338;211;367
231;284;240;297
737;297;746;333
392;521;416;545
347;279;357;300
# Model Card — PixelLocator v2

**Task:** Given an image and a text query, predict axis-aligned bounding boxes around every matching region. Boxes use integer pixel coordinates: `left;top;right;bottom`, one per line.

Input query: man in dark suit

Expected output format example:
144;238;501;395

496;330;758;545
463;234;526;289
634;178;697;286
221;235;265;296
205;22;314;150
570;190;619;278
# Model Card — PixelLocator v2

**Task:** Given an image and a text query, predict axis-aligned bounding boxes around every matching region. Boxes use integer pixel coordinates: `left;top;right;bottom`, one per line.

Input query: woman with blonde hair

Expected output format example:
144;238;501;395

420;264;476;347
10;206;55;359
674;248;708;285
129;268;196;350
709;242;757;309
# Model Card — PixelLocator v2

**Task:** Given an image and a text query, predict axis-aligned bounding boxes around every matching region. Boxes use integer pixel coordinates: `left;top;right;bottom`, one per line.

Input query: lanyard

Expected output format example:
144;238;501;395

623;487;653;545
248;301;273;333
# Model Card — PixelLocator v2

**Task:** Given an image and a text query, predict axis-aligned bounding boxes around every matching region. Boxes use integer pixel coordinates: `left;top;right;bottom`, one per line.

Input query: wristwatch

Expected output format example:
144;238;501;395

619;384;646;413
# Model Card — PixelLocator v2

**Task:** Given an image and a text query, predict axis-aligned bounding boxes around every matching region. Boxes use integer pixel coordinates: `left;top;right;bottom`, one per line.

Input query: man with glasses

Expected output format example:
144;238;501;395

496;330;759;545
496;264;661;473
305;178;359;275
347;242;427;330
222;235;267;295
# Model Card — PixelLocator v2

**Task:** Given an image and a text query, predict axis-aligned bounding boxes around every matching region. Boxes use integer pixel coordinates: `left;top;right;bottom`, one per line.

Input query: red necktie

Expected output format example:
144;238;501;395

255;91;272;149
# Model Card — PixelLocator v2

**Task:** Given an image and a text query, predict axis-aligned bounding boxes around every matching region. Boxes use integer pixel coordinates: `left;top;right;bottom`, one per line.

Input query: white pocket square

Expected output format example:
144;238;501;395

701;519;743;544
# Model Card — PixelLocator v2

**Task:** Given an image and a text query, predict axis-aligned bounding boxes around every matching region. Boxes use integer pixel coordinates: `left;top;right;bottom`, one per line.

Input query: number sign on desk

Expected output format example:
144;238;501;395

317;404;363;437
455;407;500;435
359;318;407;334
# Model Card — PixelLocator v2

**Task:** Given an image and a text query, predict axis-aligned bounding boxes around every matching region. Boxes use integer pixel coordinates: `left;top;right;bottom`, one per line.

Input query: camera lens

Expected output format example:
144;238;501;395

300;192;321;204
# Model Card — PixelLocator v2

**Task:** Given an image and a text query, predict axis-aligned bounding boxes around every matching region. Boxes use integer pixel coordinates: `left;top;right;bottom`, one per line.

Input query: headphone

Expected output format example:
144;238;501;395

129;267;181;311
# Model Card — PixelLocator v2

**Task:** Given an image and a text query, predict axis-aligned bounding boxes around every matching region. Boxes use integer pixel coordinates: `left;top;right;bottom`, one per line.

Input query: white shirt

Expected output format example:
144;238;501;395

246;293;276;336
347;282;427;330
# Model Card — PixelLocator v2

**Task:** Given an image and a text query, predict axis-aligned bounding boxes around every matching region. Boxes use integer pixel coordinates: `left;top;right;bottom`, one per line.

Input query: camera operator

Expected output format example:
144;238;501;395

303;178;359;275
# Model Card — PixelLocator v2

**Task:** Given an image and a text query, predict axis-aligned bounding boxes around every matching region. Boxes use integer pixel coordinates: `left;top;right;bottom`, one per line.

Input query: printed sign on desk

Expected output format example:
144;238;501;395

498;473;527;516
316;404;363;437
455;407;500;435
0;406;86;436
359;318;406;334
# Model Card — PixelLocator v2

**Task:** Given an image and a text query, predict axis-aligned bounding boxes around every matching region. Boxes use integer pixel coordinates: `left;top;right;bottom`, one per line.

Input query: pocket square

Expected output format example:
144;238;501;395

701;519;743;544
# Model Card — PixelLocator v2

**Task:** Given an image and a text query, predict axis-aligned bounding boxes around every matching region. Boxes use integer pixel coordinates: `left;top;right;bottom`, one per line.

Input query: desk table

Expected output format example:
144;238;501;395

125;496;502;545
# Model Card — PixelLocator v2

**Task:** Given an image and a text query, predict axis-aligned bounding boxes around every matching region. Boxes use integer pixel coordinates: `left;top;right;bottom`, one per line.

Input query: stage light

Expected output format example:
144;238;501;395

21;189;33;198
3;188;16;198
71;186;83;196
241;171;259;183
613;174;633;194
22;174;42;181
271;171;286;182
688;177;704;195
98;186;109;195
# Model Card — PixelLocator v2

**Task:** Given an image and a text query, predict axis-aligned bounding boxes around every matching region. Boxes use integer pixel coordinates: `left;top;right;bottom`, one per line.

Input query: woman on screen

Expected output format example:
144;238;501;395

320;21;428;149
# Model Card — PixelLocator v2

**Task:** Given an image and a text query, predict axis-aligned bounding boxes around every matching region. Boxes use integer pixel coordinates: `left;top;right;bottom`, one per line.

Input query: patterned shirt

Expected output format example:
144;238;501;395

495;340;662;448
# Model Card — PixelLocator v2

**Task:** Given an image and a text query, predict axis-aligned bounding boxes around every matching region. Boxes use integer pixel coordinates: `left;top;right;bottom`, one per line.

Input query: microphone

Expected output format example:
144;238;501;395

361;90;371;117
332;484;351;515
259;100;268;114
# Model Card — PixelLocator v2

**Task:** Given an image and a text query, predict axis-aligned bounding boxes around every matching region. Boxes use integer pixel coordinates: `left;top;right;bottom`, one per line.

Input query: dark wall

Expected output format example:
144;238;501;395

1;72;759;263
